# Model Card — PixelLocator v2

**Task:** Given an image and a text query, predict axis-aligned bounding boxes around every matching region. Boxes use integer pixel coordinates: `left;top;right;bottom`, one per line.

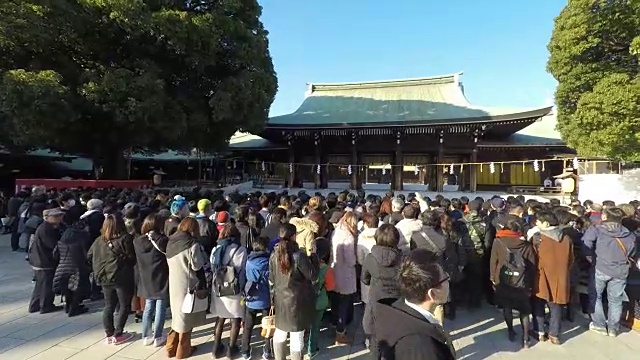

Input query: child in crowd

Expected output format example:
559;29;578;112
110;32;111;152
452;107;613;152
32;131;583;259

308;238;335;359
242;236;273;360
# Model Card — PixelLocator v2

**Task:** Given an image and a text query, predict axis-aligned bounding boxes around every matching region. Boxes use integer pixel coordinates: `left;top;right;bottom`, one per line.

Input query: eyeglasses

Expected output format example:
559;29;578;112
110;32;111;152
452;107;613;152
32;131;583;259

434;275;450;288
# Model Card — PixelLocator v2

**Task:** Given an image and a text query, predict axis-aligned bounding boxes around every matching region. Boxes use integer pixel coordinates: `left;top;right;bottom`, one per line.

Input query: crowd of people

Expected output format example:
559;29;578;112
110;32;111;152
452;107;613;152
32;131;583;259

5;185;640;360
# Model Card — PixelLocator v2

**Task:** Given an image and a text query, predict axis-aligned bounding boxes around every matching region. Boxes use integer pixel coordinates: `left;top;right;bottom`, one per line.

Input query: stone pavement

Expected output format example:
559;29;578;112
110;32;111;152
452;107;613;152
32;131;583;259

1;234;640;360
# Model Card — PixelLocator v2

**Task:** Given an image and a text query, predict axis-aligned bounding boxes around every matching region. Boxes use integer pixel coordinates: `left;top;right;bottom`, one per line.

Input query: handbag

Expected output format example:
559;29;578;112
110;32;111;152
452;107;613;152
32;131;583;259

260;306;276;338
181;247;209;314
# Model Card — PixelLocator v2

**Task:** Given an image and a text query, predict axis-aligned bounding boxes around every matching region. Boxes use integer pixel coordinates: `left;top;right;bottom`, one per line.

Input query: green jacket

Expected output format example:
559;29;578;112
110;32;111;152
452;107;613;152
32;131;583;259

315;264;330;310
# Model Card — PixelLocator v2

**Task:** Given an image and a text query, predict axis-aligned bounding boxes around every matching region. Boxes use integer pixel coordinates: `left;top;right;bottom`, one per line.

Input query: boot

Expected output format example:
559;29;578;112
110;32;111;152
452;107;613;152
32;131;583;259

272;339;287;360
165;329;179;358
290;351;303;360
176;331;195;359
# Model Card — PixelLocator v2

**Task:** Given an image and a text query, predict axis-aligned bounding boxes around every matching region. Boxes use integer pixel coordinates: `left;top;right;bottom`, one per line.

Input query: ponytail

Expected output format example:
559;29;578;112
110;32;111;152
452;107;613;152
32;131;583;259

277;223;297;273
276;238;291;273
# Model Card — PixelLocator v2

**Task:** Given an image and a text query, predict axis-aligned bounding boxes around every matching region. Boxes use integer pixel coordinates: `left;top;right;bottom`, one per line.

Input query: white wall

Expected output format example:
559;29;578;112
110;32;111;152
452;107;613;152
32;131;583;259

578;170;640;204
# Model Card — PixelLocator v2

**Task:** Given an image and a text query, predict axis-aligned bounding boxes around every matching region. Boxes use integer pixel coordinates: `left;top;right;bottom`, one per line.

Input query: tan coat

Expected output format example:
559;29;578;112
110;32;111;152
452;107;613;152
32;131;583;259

534;228;574;305
289;217;319;255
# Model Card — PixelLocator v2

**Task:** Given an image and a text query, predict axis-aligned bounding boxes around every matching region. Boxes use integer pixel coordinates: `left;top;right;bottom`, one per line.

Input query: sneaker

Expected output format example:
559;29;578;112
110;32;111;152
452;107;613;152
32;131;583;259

589;322;609;336
104;336;116;345
241;352;251;360
261;351;273;360
335;330;351;345
607;329;618;337
142;336;153;346
548;335;561;345
153;336;166;347
112;332;133;345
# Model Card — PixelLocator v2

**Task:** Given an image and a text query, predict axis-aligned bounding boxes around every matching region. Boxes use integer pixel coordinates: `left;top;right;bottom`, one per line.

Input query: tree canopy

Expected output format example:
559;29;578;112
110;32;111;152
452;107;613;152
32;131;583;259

547;0;639;160
0;0;277;178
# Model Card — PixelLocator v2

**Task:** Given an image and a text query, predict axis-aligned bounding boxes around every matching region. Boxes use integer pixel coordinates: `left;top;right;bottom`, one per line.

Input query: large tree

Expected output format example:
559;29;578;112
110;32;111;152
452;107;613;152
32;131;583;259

0;0;277;178
547;0;640;160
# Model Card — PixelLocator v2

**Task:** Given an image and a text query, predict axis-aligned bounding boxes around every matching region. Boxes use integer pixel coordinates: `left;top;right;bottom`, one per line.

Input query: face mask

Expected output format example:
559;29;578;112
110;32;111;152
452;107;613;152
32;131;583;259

66;199;76;208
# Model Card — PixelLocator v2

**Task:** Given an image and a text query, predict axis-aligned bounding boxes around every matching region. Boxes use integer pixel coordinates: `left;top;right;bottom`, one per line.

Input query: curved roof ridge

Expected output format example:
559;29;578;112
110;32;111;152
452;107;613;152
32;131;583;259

308;72;464;90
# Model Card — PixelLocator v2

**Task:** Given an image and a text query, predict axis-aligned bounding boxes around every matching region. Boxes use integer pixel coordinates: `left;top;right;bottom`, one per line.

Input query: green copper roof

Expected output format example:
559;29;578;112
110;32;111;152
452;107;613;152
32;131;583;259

479;112;566;147
268;73;552;127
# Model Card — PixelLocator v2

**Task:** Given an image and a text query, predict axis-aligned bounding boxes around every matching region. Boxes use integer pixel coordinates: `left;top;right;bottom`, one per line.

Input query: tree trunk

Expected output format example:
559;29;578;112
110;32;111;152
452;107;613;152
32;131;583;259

93;149;127;180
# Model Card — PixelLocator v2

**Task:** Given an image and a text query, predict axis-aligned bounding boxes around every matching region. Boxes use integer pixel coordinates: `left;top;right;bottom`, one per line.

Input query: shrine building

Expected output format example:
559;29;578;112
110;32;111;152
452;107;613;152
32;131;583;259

240;73;572;192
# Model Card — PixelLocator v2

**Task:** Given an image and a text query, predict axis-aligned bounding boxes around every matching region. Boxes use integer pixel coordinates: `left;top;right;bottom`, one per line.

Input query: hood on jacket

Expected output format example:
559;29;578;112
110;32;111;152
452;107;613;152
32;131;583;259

248;251;270;262
359;227;377;241
539;226;564;242
495;233;529;251
289;217;319;234
371;245;402;267
80;209;101;220
396;218;422;231
598;222;633;238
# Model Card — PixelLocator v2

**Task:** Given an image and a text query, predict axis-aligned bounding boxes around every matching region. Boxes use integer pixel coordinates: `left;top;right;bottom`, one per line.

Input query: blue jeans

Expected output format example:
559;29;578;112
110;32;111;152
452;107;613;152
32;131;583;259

593;269;627;333
141;298;167;339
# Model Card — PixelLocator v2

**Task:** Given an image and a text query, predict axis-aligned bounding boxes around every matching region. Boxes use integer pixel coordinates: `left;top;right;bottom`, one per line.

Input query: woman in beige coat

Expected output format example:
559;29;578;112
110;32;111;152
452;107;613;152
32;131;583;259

166;218;208;359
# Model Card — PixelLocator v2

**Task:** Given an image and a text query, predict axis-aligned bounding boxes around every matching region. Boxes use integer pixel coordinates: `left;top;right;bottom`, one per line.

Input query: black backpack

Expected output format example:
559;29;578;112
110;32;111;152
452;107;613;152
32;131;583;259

213;245;241;297
495;238;527;290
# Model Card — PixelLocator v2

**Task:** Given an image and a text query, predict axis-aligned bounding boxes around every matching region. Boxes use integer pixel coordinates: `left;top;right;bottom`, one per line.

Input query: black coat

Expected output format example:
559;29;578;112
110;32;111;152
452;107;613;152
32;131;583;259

269;242;318;332
29;222;62;270
236;222;259;251
362;245;402;304
195;216;218;256
53;226;91;295
88;234;136;287
375;298;456;360
83;211;105;246
260;221;280;242
133;232;169;299
164;216;182;237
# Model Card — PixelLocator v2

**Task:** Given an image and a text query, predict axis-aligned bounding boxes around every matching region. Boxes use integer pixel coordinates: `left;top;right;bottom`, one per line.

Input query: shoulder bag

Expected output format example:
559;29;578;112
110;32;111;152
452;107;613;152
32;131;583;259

613;237;640;271
181;247;209;313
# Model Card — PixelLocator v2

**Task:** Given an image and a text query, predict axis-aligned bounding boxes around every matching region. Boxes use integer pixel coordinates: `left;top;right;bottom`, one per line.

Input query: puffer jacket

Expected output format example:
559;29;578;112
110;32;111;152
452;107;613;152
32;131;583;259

53;225;91;295
289;217;319;256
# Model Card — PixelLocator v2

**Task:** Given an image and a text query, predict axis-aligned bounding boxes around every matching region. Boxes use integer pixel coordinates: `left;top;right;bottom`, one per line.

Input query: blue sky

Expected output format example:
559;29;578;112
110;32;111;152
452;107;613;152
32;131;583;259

259;0;566;116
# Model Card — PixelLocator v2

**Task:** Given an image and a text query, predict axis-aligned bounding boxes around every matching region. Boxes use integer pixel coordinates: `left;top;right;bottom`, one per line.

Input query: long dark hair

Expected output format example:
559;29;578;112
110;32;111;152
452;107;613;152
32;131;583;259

277;223;296;273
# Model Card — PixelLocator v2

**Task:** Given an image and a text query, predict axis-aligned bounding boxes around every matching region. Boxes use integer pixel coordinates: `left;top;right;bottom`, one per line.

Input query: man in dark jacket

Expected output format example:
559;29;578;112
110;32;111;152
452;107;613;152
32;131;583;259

28;207;66;313
375;249;456;360
8;191;28;249
482;197;507;305
582;206;637;337
195;199;218;256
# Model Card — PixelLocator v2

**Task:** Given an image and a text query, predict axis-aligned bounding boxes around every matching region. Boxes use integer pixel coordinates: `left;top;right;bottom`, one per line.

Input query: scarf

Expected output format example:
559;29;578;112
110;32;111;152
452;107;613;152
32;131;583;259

165;231;197;259
496;229;523;238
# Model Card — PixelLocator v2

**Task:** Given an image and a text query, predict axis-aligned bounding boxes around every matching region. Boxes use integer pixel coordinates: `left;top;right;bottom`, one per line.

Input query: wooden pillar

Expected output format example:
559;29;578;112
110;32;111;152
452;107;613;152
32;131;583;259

287;136;296;188
314;133;322;189
436;130;444;193
470;149;478;192
392;131;403;191
321;151;328;188
470;129;479;192
350;132;360;190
